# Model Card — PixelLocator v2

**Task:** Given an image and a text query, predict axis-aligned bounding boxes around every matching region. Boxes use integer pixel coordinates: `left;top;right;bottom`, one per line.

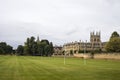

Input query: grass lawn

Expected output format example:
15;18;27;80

0;55;120;80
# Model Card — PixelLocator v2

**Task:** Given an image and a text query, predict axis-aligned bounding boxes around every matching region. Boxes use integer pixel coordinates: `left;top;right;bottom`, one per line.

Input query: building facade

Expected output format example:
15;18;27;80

53;46;63;55
63;32;106;55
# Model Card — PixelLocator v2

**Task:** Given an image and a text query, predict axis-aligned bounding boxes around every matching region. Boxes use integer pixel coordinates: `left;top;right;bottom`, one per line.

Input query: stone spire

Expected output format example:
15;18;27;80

37;35;40;43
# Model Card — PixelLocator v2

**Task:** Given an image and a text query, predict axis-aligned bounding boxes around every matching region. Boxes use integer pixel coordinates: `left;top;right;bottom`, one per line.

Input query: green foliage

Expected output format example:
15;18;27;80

44;45;51;56
110;31;119;39
41;40;49;45
49;42;54;55
37;42;43;56
6;45;13;53
40;41;48;56
105;37;120;52
0;42;13;54
24;38;30;55
16;45;24;55
105;31;120;52
0;48;4;54
22;36;54;56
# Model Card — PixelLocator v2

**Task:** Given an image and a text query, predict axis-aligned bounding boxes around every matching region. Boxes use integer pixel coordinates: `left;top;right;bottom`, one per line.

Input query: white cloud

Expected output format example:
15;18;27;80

0;0;120;48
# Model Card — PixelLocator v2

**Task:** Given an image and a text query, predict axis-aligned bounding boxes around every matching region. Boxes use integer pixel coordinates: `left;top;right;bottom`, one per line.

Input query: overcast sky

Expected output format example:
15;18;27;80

0;0;120;49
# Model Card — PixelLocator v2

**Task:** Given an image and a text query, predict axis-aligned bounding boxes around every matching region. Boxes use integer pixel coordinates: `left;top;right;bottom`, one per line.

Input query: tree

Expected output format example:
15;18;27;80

105;37;120;52
105;31;120;52
41;40;49;45
16;45;24;55
23;36;54;56
110;31;119;39
30;36;36;55
0;42;13;55
24;45;29;55
6;45;13;54
40;41;47;56
24;38;30;55
0;42;7;54
44;45;51;56
0;48;4;54
39;40;54;56
49;42;54;56
24;36;36;55
37;42;43;56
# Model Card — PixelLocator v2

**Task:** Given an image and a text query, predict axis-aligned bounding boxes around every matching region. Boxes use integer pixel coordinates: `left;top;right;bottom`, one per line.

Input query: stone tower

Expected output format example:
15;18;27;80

90;31;102;50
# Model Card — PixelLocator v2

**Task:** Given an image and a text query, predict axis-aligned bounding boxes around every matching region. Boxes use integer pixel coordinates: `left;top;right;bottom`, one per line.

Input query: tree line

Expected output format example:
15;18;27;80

16;36;54;56
0;36;54;56
0;31;120;55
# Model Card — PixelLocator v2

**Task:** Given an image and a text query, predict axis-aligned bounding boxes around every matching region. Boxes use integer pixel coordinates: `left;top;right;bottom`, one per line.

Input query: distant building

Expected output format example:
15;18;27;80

53;46;63;55
63;32;106;55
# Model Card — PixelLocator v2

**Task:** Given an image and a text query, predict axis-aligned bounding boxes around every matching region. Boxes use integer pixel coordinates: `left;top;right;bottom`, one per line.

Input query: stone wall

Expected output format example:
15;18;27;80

73;53;120;60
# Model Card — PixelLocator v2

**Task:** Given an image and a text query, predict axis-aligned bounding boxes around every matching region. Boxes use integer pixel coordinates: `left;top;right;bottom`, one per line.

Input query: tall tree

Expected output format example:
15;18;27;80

16;45;24;55
0;42;13;55
23;36;54;56
24;38;30;55
49;42;54;56
110;31;119;39
24;36;36;55
41;40;49;45
24;45;29;55
44;45;51;56
105;31;120;52
0;42;6;54
30;36;35;55
6;45;13;54
40;41;48;56
37;42;43;56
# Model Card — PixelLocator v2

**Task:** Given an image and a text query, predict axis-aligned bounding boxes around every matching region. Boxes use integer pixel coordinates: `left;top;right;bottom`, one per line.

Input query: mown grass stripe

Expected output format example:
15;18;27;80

0;56;120;80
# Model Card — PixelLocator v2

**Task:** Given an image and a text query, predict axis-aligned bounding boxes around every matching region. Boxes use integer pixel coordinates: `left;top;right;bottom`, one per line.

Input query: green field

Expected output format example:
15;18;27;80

0;56;120;80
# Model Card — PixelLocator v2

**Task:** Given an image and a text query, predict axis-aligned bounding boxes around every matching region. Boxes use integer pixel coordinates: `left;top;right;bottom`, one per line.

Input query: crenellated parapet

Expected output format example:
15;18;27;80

63;31;106;55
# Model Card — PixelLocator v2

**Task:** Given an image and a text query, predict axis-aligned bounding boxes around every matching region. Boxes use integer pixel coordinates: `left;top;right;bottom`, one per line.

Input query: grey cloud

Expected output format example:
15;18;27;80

0;0;120;48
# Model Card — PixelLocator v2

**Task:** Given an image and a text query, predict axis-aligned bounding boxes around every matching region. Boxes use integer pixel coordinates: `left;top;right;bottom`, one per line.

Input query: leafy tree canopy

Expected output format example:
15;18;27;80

0;42;13;54
105;31;120;52
110;31;119;39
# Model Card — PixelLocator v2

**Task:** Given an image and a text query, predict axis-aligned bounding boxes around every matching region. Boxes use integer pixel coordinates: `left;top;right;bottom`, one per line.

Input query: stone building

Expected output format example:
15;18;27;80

53;46;63;55
63;32;106;55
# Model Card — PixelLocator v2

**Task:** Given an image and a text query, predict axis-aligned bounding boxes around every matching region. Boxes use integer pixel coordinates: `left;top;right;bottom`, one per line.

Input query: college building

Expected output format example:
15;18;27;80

62;32;106;55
